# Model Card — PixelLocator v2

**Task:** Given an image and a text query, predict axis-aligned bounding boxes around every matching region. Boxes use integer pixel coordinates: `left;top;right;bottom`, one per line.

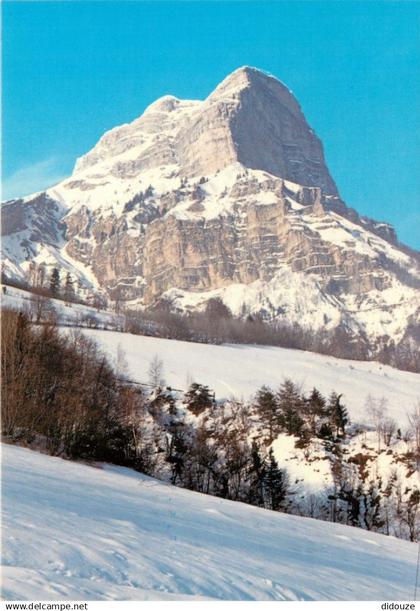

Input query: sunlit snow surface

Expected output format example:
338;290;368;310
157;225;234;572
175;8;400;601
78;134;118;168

1;444;418;601
81;328;420;425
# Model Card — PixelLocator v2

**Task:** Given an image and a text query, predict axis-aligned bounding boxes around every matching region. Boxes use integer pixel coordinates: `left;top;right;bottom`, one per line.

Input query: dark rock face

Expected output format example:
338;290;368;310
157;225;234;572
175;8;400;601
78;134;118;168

228;69;338;195
1;194;62;243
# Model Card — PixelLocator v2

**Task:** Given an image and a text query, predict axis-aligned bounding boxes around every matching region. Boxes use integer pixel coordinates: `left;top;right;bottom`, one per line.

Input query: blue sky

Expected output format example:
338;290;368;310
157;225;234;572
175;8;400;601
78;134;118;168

2;0;419;248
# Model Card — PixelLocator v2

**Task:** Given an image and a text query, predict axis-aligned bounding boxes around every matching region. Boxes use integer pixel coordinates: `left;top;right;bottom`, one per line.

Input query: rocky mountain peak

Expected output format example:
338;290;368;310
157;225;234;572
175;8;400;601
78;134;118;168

211;67;338;194
208;66;301;116
70;67;338;194
143;95;181;113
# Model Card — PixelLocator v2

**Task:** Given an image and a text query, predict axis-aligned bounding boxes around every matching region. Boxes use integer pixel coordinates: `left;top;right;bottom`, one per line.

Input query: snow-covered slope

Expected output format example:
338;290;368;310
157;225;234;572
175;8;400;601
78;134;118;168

2;286;419;422
1;285;121;329
79;328;420;425
2;444;418;601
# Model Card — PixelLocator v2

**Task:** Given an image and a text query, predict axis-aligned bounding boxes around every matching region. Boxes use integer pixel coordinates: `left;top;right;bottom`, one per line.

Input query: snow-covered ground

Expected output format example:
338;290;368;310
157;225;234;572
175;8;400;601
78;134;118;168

2;444;418;601
2;285;419;423
80;328;420;425
271;430;419;495
1;285;121;329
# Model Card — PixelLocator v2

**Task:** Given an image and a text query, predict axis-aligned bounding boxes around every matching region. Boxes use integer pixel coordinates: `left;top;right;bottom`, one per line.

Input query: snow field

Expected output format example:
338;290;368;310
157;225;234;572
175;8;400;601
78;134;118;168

2;444;418;601
80;328;420;426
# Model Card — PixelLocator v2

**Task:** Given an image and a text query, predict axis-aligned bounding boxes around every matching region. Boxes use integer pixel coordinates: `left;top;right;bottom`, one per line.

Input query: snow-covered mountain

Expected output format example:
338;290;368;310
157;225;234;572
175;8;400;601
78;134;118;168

2;443;418;601
2;66;419;349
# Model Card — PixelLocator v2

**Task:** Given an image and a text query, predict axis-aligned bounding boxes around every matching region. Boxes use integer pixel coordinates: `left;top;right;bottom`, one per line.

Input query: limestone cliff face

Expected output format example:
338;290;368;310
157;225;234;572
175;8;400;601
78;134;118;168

140;183;389;304
1;67;419;344
219;69;338;195
59;168;414;313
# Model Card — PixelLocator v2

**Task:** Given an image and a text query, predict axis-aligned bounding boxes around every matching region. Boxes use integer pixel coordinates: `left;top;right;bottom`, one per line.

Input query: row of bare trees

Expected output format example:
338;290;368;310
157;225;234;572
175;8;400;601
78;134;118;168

1;309;139;461
121;298;420;373
3;271;418;372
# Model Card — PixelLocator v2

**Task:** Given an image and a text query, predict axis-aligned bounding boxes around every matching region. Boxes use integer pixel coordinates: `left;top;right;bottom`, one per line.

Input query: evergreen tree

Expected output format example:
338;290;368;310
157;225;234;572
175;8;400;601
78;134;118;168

277;379;304;436
184;383;214;416
327;392;349;438
339;483;362;527
361;481;385;531
49;268;60;297
318;421;334;440
166;429;189;485
205;298;232;322
304;387;327;436
254;386;279;442
247;441;265;506
263;448;288;511
404;489;420;541
64;272;75;303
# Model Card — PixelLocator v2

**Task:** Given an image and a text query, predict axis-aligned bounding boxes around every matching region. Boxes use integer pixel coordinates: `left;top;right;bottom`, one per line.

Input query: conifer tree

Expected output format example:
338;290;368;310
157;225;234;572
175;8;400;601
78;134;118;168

305;387;327;436
247;441;265;506
327;392;349;438
361;481;385;531
64;272;75;303
277;379;304;436
263;448;288;511
254;386;279;442
49;268;60;297
184;383;214;416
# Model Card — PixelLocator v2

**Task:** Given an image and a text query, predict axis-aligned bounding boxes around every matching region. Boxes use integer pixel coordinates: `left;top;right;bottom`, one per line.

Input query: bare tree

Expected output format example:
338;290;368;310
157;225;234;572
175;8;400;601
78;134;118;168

365;395;389;450
37;263;46;288
148;354;165;388
407;402;420;466
115;343;129;380
30;293;54;323
90;294;106;312
27;261;38;287
381;417;397;447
